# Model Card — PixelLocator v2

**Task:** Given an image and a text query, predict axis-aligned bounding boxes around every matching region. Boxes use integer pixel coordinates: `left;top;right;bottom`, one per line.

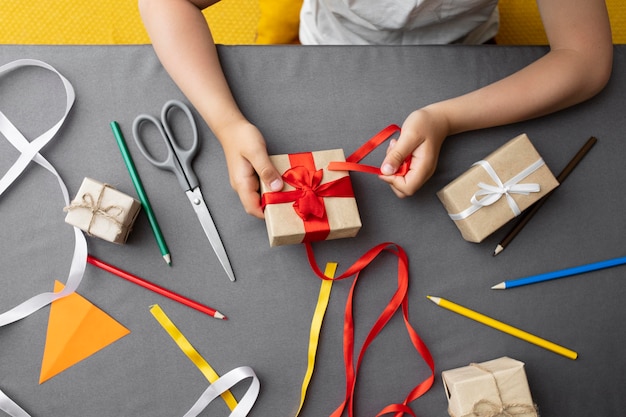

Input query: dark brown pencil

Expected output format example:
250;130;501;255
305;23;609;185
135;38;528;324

493;136;598;256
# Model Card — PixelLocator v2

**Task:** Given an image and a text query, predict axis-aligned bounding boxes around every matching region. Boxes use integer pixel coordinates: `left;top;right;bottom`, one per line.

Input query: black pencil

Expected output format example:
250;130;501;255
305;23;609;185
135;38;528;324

493;136;598;256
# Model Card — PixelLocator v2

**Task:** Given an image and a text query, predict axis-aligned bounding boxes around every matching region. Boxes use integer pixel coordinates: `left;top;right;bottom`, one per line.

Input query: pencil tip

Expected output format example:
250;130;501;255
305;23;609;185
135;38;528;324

163;254;172;266
215;312;227;320
426;296;440;304
491;282;506;290
493;245;504;256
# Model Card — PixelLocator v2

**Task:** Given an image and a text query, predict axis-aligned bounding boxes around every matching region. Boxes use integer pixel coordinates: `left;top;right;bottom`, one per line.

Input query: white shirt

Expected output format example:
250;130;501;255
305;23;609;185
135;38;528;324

299;0;500;45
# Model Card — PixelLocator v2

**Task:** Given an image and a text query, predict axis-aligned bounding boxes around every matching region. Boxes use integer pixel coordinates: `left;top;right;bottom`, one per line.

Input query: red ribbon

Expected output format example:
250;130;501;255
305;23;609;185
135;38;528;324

327;124;410;176
261;152;356;242
305;242;435;417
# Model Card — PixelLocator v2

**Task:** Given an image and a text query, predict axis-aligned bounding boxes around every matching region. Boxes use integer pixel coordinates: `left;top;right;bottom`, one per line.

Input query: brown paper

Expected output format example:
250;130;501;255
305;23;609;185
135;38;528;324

260;149;361;246
442;357;537;417
437;134;559;242
64;177;141;244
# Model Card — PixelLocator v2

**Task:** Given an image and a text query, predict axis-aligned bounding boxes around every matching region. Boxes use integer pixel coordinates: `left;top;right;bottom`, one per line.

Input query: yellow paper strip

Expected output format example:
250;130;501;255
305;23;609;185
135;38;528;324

149;304;239;410
296;262;337;416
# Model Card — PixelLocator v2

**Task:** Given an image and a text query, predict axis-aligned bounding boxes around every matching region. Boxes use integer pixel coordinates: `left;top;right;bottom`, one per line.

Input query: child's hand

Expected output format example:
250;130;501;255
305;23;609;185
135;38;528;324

219;121;283;218
378;107;449;197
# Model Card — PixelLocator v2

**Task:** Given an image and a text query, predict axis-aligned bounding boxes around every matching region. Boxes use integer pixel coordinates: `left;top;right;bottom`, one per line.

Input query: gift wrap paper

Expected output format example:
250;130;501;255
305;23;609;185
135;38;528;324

442;357;537;417
64;177;141;244
437;134;559;242
261;149;361;246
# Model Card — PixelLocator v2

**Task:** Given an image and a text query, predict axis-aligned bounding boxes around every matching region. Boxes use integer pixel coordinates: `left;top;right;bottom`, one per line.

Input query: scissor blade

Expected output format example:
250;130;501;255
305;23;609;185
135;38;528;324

186;188;236;282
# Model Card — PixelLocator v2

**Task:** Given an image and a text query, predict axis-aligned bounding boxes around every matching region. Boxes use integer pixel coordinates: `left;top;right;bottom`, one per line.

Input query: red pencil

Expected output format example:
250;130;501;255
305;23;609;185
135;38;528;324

86;255;226;320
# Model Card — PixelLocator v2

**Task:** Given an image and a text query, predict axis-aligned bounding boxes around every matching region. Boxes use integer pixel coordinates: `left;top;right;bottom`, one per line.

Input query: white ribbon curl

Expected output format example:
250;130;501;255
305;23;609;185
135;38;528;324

182;366;260;417
0;58;87;417
0;58;89;417
449;159;544;221
0;59;87;326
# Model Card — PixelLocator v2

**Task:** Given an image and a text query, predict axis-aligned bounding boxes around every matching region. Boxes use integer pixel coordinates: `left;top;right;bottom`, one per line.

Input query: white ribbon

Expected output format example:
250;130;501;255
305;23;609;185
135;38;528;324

449;158;544;221
0;59;87;326
0;58;88;417
0;388;30;417
1;366;260;417
182;366;260;417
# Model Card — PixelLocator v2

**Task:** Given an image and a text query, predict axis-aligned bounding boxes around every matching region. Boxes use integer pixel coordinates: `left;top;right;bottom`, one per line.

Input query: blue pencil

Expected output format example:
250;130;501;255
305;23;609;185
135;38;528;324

492;255;626;289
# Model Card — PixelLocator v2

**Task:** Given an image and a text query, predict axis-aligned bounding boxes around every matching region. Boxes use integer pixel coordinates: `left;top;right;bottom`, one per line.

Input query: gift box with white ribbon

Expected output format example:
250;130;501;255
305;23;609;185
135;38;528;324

437;134;559;243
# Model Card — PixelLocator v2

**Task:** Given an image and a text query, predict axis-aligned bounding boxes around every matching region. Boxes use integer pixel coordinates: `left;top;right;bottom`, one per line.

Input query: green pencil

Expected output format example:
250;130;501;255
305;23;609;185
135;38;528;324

110;121;171;266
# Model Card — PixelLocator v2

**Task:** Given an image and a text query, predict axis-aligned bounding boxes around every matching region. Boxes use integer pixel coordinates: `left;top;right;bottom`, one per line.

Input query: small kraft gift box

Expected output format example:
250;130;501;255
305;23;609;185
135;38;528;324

64;177;141;244
441;357;538;417
260;149;362;246
437;134;559;243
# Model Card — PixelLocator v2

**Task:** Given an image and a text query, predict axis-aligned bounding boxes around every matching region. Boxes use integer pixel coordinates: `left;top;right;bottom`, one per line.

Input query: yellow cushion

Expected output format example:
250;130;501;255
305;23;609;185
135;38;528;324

0;0;258;45
1;0;149;44
496;0;546;45
204;0;260;44
256;0;302;44
497;0;626;45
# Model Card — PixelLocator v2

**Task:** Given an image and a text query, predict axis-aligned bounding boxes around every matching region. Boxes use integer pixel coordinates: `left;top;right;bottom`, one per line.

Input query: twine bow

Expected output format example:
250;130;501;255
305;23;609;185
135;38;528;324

461;399;538;417
449;159;545;221
64;183;124;236
453;363;538;417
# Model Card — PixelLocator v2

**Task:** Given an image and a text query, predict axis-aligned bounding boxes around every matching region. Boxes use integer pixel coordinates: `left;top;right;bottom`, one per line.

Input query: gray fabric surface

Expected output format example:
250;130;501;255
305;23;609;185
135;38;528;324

1;44;625;416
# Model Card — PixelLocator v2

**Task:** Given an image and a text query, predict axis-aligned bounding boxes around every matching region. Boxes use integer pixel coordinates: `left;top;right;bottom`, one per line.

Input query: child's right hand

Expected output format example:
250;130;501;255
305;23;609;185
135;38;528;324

218;121;284;219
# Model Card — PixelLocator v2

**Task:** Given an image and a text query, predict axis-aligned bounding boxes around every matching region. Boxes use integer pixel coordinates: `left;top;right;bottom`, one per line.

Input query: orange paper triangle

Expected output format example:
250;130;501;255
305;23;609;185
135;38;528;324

39;281;130;383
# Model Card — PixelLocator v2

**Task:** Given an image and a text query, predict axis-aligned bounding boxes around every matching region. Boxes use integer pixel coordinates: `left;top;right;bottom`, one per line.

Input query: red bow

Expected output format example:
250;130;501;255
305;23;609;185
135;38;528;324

283;165;325;219
262;165;355;221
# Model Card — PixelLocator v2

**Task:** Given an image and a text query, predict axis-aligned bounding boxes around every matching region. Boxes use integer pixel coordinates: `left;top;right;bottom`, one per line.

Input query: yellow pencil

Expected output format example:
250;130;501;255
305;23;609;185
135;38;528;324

427;296;578;360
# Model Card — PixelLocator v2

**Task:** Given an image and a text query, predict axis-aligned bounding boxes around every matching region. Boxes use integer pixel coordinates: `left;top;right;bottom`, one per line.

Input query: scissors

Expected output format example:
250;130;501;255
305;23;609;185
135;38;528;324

132;100;235;282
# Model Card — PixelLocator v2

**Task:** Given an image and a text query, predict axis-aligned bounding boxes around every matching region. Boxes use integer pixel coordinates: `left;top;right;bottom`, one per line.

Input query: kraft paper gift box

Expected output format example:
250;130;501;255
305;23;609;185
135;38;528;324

441;357;538;417
437;134;559;243
64;177;141;244
260;149;361;246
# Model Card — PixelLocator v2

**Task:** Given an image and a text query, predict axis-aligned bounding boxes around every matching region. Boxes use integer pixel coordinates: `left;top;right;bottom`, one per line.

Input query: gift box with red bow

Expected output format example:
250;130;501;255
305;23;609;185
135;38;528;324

437;134;559;243
441;357;538;417
260;149;361;246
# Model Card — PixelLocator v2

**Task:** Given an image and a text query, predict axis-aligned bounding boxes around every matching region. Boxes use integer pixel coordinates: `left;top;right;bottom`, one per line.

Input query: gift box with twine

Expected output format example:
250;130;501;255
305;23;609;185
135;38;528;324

442;357;538;417
64;177;141;244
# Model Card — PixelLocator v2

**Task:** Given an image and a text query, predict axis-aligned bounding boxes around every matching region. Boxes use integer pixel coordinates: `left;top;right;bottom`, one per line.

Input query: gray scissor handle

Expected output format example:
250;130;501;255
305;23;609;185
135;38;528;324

132;100;199;191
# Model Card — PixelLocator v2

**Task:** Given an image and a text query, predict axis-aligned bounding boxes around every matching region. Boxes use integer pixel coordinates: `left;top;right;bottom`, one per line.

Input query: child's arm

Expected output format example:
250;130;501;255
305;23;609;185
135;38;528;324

379;0;613;197
139;0;283;218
